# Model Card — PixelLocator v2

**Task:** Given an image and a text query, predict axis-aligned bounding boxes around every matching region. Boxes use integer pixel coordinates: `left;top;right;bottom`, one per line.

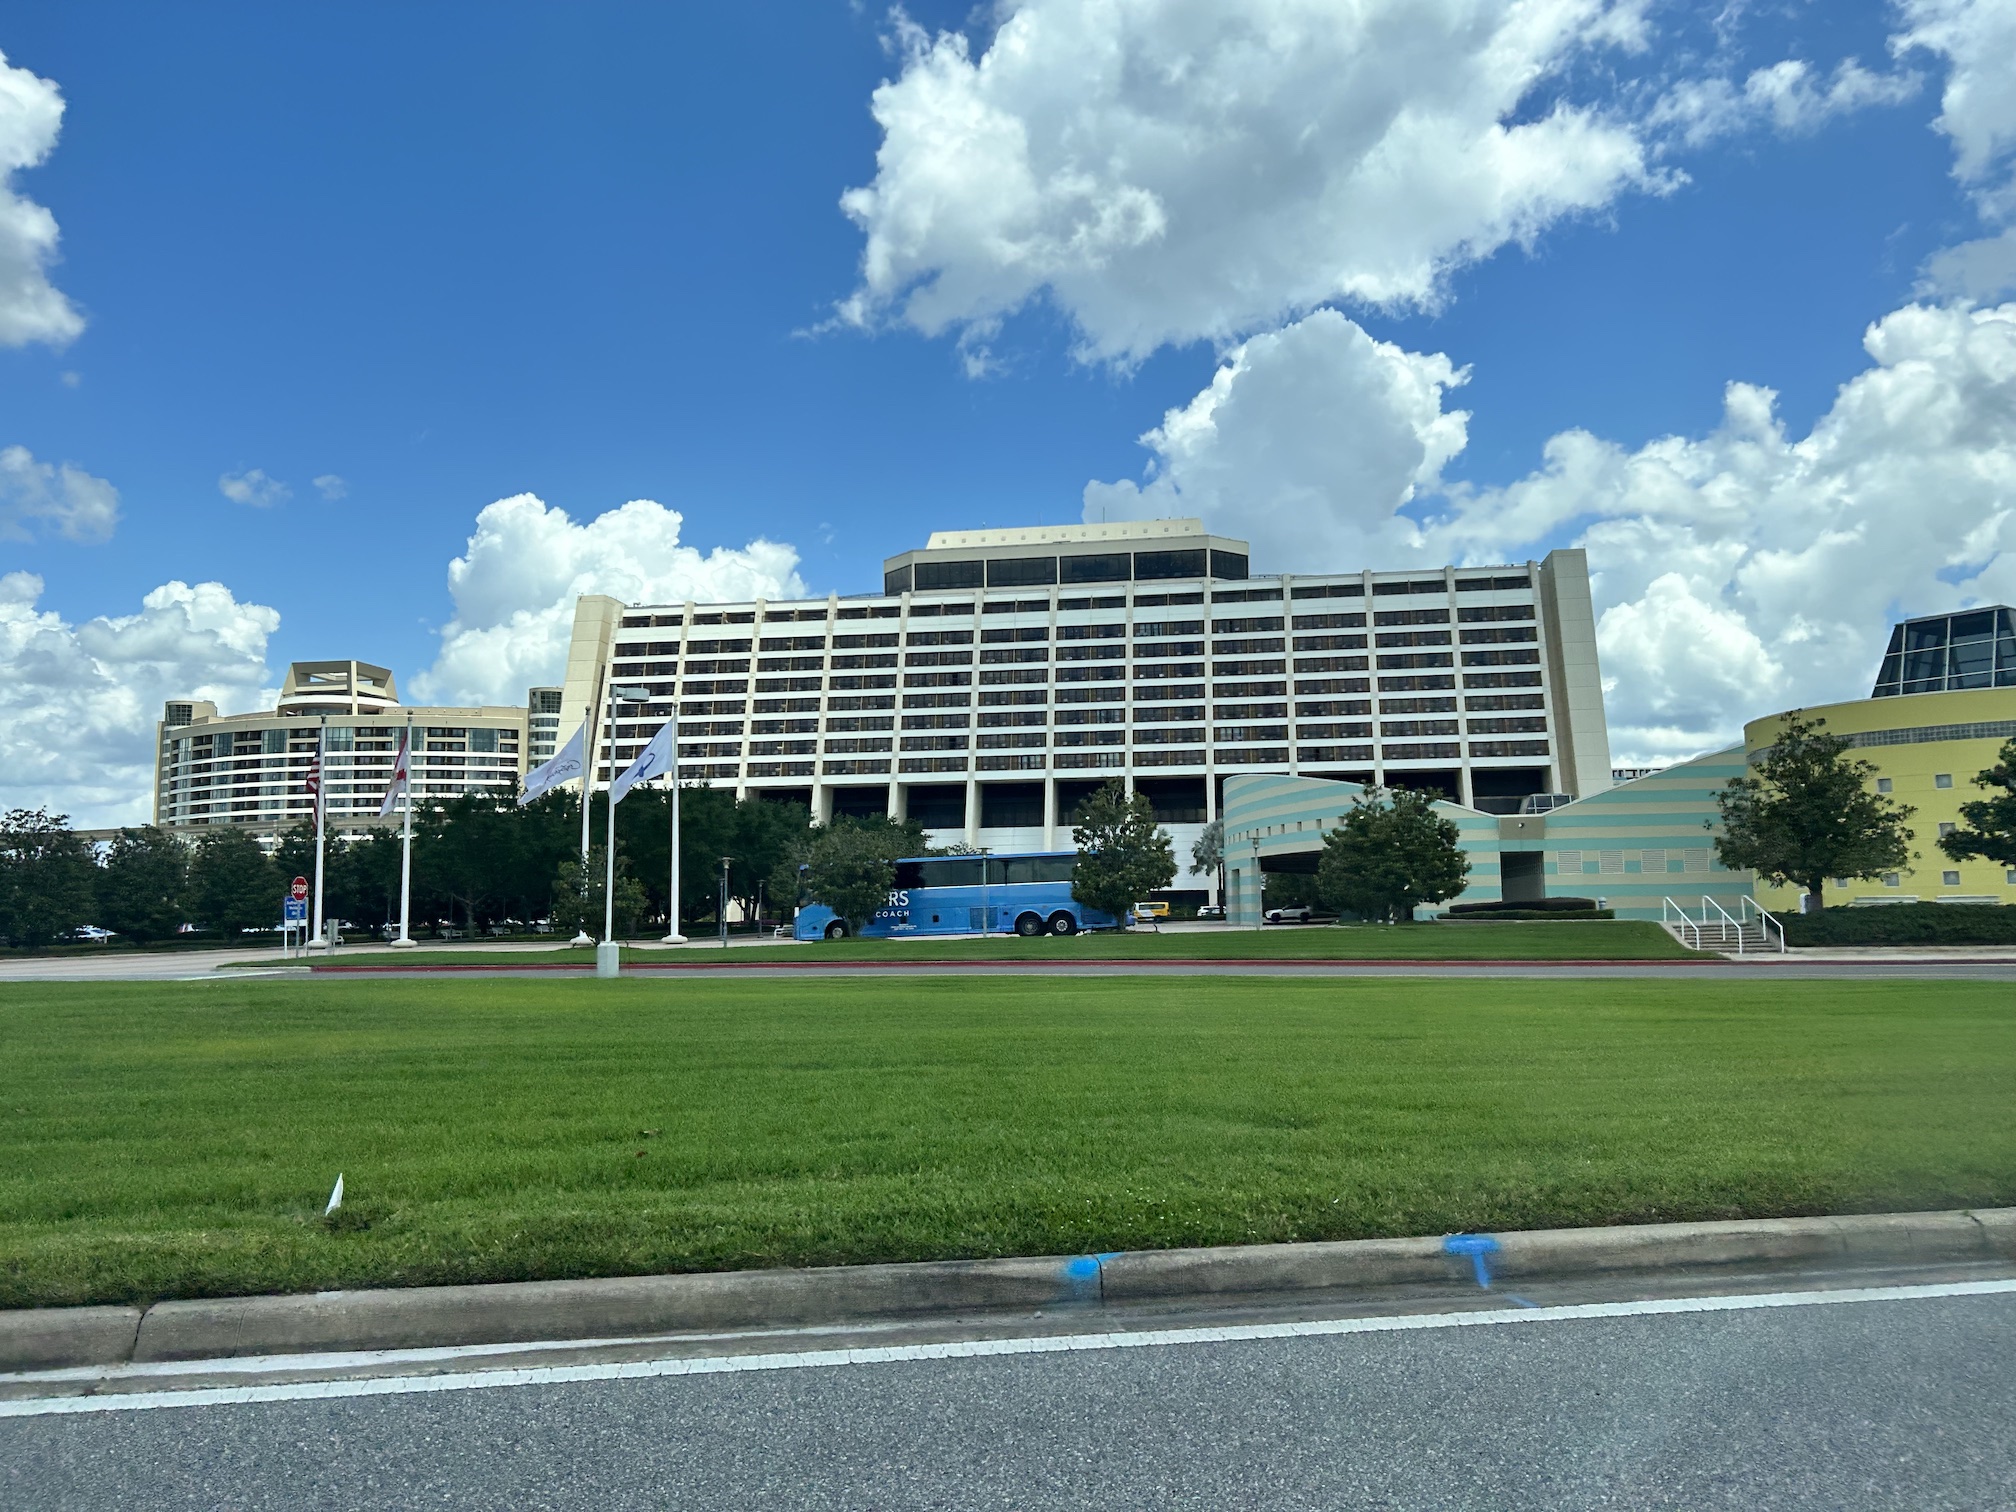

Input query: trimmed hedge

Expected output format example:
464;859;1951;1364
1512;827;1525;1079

1447;896;1597;915
1781;902;2016;947
1438;910;1614;922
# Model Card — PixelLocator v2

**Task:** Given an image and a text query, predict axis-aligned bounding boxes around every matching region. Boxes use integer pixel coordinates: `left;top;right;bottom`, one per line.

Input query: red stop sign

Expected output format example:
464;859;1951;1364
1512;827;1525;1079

290;876;309;901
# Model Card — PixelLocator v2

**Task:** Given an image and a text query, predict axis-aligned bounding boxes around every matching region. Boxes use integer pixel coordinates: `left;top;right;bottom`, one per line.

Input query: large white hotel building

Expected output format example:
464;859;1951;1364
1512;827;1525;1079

557;520;1612;897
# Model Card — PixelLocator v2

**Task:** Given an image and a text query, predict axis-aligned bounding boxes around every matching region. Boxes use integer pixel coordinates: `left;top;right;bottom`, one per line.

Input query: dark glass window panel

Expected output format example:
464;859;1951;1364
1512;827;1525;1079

1999;610;2016;638
1209;549;1249;580
1951;609;1996;640
986;556;1058;587
1061;552;1132;583
979;782;1044;827
915;560;984;590
921;858;984;887
1950;637;1995;685
884;566;912;595
893;862;927;889
1134;549;1208;580
1884;624;1905;653
1876;653;1902;687
1904;619;1949;652
1903;650;1946;684
1998;638;2016;672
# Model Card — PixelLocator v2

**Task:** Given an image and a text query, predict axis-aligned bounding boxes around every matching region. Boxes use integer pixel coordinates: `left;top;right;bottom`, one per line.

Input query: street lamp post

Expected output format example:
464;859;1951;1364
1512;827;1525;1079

595;681;654;979
719;855;732;948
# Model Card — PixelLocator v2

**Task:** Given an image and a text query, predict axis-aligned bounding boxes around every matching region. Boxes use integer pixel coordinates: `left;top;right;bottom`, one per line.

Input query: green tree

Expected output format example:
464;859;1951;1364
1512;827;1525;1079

553;845;648;938
1315;787;1470;923
1191;817;1225;900
97;826;190;943
799;817;920;935
187;827;281;938
1939;737;2016;870
0;808;100;948
1714;711;1916;912
1070;779;1176;926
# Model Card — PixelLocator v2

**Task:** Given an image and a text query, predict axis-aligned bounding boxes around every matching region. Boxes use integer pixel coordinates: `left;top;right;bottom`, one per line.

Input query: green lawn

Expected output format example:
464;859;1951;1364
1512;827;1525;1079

292;919;1696;968
2;976;2009;1308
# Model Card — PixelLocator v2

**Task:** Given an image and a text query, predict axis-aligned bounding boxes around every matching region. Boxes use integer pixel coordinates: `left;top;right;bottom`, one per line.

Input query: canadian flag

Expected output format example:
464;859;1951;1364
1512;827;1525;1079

377;730;412;818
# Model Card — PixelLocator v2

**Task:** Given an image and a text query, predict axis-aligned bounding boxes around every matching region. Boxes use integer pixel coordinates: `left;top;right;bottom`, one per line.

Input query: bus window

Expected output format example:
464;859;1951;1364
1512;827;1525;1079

893;861;926;889
992;856;1076;885
921;857;984;887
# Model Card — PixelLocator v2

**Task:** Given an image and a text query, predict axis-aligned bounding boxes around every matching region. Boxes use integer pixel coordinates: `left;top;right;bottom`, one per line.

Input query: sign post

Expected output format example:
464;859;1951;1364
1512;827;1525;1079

283;895;308;957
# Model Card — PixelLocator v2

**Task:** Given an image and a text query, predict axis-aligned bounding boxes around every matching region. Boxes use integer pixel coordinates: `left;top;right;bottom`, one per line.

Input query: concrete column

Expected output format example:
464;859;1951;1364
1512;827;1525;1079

964;776;980;845
1042;776;1058;851
812;783;832;827
889;782;904;821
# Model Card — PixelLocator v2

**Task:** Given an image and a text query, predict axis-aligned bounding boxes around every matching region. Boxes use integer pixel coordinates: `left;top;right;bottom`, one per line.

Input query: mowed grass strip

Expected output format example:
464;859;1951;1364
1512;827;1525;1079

1;976;2009;1309
296;920;1697;969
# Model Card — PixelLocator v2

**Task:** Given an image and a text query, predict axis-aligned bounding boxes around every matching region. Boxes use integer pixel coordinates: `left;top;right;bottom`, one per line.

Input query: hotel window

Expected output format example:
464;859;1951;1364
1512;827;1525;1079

1935;773;1953;788
1876;777;1892;793
1942;871;1962;886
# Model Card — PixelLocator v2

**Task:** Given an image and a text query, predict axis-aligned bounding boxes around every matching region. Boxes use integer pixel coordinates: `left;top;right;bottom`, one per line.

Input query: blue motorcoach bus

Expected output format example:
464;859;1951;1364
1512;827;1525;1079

793;852;1119;940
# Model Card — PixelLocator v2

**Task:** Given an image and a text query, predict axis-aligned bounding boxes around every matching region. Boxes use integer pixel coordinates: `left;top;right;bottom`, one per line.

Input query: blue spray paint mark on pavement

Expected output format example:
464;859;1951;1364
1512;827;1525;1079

1442;1233;1501;1289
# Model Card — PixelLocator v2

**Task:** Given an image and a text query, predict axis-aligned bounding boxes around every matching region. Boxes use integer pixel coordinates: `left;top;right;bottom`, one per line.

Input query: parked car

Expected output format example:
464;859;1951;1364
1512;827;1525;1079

1263;905;1324;924
1196;904;1226;921
67;925;116;943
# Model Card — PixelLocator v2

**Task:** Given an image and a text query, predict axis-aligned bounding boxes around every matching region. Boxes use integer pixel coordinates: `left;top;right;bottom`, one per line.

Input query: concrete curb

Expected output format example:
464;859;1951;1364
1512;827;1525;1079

6;1209;2011;1371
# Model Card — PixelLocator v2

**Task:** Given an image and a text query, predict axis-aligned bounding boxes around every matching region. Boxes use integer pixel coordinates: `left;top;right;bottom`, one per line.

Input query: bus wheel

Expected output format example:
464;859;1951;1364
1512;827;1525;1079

1014;912;1043;937
824;921;849;940
1047;912;1077;937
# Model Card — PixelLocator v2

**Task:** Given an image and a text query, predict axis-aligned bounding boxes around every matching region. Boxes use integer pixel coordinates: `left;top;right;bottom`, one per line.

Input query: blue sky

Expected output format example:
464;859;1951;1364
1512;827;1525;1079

3;1;2014;822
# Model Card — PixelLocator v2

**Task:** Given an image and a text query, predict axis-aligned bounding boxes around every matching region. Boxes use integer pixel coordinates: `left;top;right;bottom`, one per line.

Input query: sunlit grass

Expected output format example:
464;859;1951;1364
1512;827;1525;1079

0;975;2007;1307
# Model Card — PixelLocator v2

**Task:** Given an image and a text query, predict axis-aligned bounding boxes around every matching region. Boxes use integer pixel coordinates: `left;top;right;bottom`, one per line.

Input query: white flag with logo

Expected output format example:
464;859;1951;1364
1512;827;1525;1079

519;720;587;807
377;730;412;817
610;721;674;806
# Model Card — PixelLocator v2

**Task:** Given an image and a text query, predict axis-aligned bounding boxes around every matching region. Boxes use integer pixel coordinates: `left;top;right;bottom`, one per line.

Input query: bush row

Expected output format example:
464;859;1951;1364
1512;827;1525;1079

1781;902;2016;946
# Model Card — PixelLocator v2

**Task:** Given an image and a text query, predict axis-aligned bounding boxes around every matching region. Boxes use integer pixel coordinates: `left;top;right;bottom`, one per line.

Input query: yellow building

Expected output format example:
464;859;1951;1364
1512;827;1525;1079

1743;606;2016;909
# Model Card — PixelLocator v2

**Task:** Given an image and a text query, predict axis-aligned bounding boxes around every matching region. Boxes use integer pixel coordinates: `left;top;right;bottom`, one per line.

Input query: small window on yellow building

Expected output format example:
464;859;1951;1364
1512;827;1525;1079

1876;777;1893;793
1943;871;1962;886
1935;773;1953;789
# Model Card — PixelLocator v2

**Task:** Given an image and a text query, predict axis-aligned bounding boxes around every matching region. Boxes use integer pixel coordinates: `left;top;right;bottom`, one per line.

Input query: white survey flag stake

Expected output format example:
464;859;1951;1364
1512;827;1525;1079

520;720;586;806
325;1174;344;1215
376;729;412;818
610;720;674;806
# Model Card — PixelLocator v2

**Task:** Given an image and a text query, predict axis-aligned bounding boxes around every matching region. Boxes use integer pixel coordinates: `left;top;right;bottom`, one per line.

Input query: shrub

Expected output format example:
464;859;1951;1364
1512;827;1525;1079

1780;903;2016;947
1446;896;1597;915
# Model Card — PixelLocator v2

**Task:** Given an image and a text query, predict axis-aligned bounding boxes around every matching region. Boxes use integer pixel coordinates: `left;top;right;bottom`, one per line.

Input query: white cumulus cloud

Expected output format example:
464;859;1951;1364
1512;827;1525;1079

0;445;119;542
1082;308;1469;568
1895;0;2016;296
1648;57;1919;149
312;474;348;501
0;48;82;349
218;468;291;507
415;495;807;706
838;0;1665;365
0;573;279;826
1444;300;2016;762
1080;300;2016;766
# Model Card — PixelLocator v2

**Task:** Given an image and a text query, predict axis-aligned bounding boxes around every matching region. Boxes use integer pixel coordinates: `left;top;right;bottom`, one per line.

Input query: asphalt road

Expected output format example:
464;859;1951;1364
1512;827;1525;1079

6;1283;2012;1510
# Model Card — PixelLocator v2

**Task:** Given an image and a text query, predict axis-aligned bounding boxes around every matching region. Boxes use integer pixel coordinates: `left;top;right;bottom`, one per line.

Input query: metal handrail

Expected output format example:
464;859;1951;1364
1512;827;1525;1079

1662;895;1781;954
1733;896;1787;954
1661;897;1703;949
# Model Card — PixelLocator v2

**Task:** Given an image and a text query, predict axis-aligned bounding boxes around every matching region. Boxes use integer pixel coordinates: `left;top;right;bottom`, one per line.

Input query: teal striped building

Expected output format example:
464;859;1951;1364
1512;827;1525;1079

1221;746;1753;924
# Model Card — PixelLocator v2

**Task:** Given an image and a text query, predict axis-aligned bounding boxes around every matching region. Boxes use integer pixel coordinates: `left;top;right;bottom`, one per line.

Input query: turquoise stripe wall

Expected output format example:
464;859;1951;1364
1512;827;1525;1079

1221;747;1754;925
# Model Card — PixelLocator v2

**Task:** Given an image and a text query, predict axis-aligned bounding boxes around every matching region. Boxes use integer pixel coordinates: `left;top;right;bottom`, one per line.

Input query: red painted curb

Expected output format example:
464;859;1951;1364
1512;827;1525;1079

306;955;1725;973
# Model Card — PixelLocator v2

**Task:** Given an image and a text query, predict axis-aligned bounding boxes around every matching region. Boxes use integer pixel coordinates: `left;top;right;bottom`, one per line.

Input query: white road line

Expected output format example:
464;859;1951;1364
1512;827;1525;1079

4;1278;2013;1419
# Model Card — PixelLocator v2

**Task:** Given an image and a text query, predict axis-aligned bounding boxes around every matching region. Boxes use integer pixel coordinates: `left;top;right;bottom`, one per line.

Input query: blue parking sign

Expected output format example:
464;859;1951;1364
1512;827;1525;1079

283;898;308;923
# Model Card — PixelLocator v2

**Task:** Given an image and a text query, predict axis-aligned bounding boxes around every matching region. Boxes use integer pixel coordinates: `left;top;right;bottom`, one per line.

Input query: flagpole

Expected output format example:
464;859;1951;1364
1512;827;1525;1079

603;678;619;947
392;717;415;949
661;739;684;943
309;717;327;949
572;666;605;948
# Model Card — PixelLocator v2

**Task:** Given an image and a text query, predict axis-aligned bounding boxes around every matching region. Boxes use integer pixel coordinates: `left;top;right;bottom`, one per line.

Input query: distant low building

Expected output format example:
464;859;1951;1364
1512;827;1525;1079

154;660;533;843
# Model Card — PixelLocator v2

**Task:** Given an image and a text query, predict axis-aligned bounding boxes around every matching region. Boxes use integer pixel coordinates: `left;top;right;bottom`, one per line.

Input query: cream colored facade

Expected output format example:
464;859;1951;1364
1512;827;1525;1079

155;660;531;841
553;522;1613;897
